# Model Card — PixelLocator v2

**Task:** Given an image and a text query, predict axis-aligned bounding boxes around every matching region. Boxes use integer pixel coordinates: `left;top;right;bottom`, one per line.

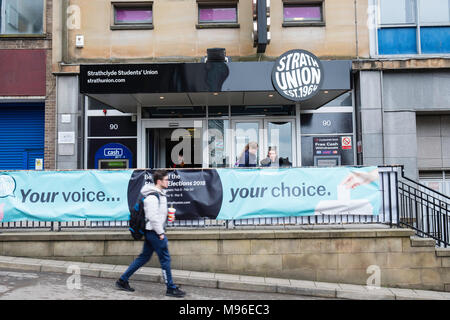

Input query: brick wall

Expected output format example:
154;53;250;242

0;0;55;169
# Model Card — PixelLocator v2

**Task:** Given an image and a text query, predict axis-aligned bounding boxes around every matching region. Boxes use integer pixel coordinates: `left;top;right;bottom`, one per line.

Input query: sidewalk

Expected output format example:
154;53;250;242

1;255;449;300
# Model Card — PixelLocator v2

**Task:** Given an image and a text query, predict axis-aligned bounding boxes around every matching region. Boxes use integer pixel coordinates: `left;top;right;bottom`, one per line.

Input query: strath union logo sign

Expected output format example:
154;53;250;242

271;49;324;102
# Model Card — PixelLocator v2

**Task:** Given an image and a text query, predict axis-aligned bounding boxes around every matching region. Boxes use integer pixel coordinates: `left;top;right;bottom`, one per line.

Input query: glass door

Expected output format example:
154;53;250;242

140;119;206;168
263;119;296;167
231;120;264;167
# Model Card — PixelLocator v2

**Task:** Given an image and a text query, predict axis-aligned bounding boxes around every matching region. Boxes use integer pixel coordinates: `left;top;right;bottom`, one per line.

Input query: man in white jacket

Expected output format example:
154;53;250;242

116;170;186;298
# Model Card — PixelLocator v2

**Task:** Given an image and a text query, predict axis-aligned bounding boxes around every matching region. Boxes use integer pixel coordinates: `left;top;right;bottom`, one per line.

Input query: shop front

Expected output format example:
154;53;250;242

79;50;353;169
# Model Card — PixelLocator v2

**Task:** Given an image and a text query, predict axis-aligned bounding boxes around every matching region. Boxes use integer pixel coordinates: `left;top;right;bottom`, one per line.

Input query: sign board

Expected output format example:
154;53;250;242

35;159;43;170
342;136;352;150
313;137;341;156
0;167;381;223
272;49;324;102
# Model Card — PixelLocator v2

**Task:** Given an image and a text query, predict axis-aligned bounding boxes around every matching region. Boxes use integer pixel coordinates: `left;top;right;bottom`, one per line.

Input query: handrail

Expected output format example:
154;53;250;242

401;175;450;201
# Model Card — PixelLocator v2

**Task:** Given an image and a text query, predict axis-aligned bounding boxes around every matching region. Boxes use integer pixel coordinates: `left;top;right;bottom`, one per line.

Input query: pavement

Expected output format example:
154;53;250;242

1;255;450;300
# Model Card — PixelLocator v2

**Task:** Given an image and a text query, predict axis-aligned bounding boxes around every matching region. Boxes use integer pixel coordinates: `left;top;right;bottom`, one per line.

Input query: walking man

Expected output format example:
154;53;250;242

116;170;186;298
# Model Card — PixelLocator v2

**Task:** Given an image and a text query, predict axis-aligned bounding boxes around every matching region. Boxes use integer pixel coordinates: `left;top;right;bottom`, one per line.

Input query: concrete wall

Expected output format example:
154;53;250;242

358;70;450;179
56;75;81;169
1;229;449;291
417;115;450;170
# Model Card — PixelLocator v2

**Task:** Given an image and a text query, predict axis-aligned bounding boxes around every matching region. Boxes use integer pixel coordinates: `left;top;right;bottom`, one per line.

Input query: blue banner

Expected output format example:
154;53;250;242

0;167;380;223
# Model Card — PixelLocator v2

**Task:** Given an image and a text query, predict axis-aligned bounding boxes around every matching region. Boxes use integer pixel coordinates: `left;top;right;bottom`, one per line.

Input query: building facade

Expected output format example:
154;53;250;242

49;0;449;194
0;0;56;170
356;0;450;194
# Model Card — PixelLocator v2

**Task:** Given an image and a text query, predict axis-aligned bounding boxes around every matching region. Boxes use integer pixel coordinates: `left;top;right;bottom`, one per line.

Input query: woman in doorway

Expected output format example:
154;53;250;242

236;142;258;167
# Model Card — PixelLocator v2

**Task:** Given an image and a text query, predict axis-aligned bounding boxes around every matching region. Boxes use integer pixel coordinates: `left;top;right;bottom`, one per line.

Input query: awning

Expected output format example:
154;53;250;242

79;60;352;113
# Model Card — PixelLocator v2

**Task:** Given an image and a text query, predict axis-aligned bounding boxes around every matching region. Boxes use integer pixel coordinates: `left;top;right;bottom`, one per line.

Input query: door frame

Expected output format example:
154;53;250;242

263;118;297;167
231;119;265;167
139;119;207;168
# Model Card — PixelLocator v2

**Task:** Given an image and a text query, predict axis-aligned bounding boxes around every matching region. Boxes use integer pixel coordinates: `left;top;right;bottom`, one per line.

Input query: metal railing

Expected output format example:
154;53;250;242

398;175;449;248
1;166;401;232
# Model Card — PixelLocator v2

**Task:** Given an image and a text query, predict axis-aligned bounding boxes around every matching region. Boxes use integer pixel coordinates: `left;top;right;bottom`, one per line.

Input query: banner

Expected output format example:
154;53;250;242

0;167;380;223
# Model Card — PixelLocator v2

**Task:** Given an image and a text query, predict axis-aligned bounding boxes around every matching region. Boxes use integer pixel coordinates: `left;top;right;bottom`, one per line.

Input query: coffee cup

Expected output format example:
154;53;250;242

168;207;176;222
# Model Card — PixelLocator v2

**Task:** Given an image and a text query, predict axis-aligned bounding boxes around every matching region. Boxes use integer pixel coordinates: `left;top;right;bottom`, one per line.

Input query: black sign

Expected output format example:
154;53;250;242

271;49;324;102
127;169;223;220
301;113;353;135
313;137;341;156
80;63;229;94
252;0;270;53
88;116;137;137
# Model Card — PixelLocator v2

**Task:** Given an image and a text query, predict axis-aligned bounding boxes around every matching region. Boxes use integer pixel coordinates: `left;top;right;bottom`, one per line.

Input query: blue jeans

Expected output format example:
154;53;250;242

120;230;176;289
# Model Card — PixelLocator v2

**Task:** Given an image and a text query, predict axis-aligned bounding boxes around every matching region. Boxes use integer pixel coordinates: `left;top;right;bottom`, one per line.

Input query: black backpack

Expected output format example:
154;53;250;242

129;192;160;240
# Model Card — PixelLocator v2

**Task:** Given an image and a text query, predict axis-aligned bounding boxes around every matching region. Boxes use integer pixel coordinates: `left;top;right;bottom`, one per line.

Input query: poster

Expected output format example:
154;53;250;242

0;167;380;223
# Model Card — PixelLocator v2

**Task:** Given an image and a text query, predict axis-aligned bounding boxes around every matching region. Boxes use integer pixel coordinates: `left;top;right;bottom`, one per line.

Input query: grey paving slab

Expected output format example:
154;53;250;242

0;255;448;300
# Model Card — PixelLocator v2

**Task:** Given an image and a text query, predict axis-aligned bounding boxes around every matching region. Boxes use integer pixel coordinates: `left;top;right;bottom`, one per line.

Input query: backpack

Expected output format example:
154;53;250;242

129;192;160;240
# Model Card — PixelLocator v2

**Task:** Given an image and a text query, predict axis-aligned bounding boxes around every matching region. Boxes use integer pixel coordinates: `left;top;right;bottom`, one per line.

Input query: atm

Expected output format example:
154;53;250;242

94;143;133;169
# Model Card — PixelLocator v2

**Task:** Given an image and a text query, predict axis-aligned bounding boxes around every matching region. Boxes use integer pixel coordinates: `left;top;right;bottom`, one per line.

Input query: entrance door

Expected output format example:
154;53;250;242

231;120;264;167
263;119;296;167
141;120;206;169
231;119;296;167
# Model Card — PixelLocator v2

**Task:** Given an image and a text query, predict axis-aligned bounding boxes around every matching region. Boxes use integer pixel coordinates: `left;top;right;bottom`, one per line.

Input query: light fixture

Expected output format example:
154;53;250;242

324;91;329;94
213;92;219;96
268;94;274;98
159;96;165;100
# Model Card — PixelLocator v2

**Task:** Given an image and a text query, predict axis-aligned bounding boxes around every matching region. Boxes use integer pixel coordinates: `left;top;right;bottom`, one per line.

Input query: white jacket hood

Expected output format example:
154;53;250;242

140;183;166;197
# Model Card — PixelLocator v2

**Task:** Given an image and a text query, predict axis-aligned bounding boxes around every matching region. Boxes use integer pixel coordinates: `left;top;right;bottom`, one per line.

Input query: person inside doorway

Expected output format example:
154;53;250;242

261;146;280;167
171;150;185;168
236;142;258;167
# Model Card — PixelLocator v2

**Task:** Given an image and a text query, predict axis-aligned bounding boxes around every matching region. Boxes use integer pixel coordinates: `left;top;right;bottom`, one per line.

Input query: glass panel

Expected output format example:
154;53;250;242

378;27;418;54
1;0;44;34
115;7;152;24
322;91;353;107
419;0;450;23
147;127;202;169
231;105;295;116
379;0;416;24
420;26;450;53
234;122;259;167
142;106;206;118
265;122;293;167
283;5;322;22
199;7;237;23
208;120;229;168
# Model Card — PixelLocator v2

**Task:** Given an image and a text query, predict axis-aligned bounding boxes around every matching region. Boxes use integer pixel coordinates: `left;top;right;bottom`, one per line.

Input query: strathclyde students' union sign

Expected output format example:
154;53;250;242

271;49;324;102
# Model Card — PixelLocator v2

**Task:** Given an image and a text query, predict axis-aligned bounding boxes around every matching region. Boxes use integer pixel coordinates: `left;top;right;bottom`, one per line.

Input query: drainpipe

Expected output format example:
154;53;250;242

354;0;359;59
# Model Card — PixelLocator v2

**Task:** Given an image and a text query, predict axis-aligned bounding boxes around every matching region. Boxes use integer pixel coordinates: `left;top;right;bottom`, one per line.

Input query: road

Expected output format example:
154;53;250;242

0;268;335;300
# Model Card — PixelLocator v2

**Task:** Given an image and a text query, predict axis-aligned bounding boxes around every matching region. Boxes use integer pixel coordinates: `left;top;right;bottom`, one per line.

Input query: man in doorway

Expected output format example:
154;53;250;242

261;146;280;167
116;170;186;298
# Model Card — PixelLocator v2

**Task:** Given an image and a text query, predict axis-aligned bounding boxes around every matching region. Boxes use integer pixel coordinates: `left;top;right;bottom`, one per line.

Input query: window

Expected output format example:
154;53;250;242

111;2;153;30
0;0;44;35
196;1;239;28
377;0;450;55
283;1;324;27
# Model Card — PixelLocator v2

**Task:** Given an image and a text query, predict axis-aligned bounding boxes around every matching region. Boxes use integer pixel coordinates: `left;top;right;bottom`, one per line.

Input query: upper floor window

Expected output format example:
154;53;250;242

111;2;153;30
0;0;44;35
196;0;239;28
282;0;325;27
377;0;450;55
